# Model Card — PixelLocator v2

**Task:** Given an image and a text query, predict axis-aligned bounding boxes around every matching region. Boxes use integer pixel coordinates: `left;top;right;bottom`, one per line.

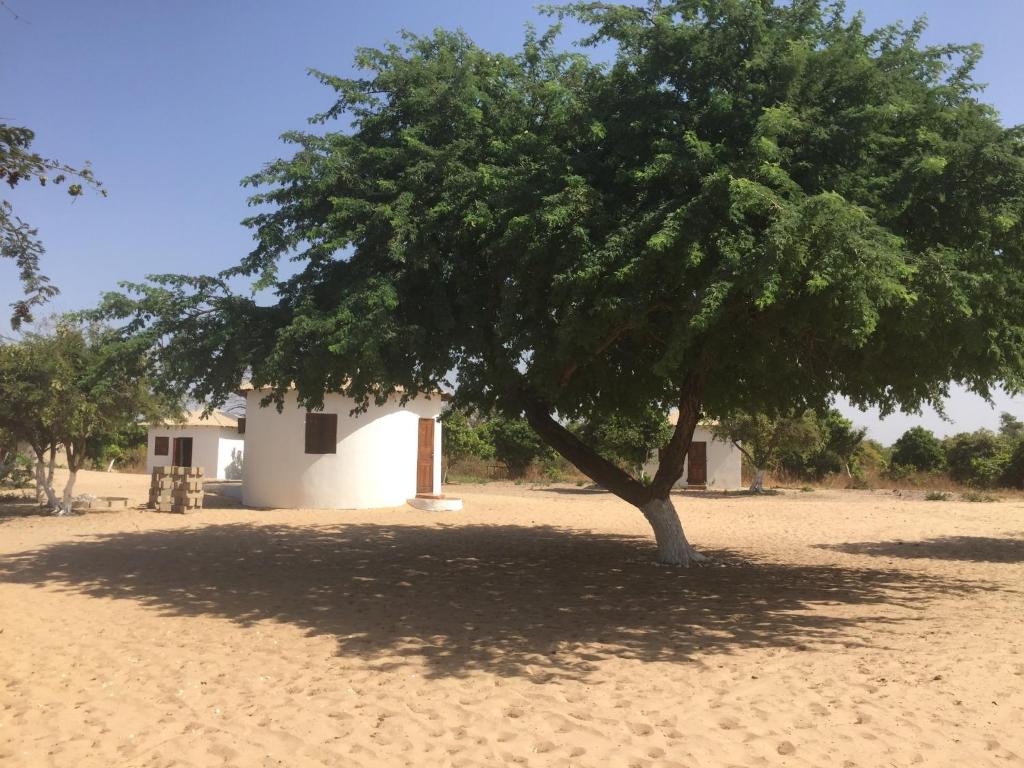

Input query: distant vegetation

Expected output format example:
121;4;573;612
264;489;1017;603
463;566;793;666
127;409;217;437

442;407;1024;493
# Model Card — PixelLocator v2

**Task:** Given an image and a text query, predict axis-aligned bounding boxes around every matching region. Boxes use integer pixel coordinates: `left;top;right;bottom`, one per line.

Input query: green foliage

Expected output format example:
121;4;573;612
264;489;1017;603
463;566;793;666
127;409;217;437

999;412;1024;441
574;405;672;478
797;409;867;479
440;406;493;478
98;2;1024;509
0;425;32;488
1001;438;1024;489
715;410;821;473
891;426;946;472
0;319;178;505
1;125;105;328
924;491;951;501
480;416;553;479
961;490;999;503
943;430;1012;488
86;421;147;471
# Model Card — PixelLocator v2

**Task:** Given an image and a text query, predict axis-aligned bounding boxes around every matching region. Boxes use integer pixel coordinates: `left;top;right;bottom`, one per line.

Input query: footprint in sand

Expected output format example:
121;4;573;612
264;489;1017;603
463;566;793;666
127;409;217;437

628;722;654;737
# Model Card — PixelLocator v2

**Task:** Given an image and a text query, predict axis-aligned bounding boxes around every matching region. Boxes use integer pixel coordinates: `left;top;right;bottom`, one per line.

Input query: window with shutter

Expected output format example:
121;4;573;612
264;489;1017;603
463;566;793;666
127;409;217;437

237;417;246;435
305;413;338;454
154;436;169;456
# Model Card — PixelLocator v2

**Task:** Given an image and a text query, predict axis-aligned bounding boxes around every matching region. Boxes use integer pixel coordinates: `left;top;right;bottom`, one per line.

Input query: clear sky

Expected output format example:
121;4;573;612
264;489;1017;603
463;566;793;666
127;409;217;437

3;0;1023;443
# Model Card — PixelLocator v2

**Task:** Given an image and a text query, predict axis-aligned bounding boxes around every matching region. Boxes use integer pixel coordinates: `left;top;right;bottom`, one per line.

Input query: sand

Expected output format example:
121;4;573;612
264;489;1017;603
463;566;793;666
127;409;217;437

1;470;1022;767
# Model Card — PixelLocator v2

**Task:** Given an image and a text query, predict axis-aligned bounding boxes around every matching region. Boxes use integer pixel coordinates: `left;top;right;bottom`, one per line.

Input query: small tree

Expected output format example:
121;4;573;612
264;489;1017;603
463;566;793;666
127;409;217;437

0;332;63;505
481;417;551;479
788;409;867;480
1003;439;1024;489
0;322;173;512
440;407;492;481
998;412;1024;441
575;406;673;480
891;426;946;473
944;430;1012;488
714;411;821;492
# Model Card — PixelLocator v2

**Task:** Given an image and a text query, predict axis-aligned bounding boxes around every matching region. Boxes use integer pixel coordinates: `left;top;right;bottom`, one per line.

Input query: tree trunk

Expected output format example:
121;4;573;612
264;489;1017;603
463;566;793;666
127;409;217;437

34;447;59;509
57;469;78;515
520;372;709;566
106;458;116;472
34;455;46;504
641;496;707;566
749;468;766;493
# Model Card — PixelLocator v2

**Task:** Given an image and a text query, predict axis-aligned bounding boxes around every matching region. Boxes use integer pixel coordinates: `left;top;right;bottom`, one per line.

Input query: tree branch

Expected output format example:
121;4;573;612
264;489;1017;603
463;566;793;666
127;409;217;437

649;372;704;498
519;391;649;507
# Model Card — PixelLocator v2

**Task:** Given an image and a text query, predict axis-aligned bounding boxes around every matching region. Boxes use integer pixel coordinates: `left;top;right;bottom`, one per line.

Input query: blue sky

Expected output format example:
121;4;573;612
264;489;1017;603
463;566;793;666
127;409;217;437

3;0;1023;443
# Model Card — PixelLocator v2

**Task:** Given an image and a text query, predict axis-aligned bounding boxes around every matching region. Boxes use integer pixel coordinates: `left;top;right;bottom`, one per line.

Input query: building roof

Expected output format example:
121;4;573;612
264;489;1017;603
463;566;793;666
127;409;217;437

667;409;719;428
155;409;238;429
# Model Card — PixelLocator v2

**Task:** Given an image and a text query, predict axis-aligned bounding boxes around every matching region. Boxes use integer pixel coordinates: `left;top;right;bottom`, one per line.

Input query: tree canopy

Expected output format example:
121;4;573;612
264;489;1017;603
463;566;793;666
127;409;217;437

0;321;174;511
100;0;1024;562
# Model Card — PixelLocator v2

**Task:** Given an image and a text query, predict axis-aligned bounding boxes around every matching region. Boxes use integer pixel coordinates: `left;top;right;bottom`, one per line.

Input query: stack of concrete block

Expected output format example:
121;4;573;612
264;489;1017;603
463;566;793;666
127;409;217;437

148;466;204;513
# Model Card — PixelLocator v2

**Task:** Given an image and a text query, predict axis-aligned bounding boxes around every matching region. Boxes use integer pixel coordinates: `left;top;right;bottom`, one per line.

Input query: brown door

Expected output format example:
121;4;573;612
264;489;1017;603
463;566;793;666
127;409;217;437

172;437;193;467
687;441;707;487
416;418;435;495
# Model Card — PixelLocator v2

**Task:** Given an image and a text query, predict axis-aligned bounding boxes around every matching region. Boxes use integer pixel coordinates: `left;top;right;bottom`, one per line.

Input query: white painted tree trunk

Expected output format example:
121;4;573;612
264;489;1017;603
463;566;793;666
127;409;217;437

106;458;116;472
56;470;78;516
749;468;766;493
35;456;59;509
34;458;46;504
640;497;708;566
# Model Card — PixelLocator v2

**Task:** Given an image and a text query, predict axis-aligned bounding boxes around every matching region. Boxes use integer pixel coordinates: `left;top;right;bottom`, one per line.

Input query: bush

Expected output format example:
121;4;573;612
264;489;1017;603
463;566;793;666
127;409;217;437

924;491;951;501
944;430;1011;488
480;416;552;479
1002;439;1024;489
0;451;33;489
891;427;945;472
961;490;999;503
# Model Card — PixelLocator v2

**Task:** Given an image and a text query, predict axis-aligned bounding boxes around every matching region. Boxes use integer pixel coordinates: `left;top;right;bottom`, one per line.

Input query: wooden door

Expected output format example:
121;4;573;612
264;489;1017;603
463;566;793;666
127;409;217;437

687;441;707;487
172;437;193;467
416;418;435;495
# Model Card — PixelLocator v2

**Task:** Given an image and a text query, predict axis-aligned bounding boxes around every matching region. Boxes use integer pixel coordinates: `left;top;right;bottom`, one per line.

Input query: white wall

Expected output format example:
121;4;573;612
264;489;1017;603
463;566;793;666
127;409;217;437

241;391;445;510
643;425;743;491
146;426;243;480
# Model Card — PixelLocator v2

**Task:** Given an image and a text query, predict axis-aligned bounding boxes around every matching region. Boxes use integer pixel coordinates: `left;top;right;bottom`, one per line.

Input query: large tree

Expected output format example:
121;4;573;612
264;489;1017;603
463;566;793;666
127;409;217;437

100;2;1024;563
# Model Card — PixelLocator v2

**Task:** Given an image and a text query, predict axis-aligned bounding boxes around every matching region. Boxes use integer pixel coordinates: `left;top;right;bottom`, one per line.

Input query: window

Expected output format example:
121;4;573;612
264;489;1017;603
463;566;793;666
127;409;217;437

154;436;169;456
304;413;338;454
237;417;246;435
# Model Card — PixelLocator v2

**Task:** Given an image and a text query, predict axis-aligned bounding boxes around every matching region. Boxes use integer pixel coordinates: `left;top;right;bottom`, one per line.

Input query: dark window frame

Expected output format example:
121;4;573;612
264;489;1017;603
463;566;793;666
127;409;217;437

304;412;338;454
154;436;169;456
237;417;246;435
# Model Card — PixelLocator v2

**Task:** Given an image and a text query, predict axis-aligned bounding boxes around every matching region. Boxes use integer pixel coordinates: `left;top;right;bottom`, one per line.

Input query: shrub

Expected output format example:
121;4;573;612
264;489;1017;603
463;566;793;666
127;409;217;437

924;491;951;501
0;451;33;489
891;427;945;472
1002;439;1024;489
480;417;552;479
961;490;999;503
944;430;1011;487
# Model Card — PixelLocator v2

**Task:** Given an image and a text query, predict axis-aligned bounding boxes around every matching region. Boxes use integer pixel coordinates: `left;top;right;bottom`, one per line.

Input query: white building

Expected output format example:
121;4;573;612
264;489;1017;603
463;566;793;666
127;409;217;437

146;409;245;480
239;387;444;510
643;416;743;491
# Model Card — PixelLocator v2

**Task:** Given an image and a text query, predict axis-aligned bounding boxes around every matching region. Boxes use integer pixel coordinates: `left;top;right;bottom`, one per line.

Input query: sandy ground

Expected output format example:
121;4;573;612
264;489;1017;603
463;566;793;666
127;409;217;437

1;471;1022;768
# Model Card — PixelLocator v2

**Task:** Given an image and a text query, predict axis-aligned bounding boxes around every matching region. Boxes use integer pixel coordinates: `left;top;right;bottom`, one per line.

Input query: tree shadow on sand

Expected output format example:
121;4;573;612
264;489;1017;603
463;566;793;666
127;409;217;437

0;522;999;680
817;535;1024;564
